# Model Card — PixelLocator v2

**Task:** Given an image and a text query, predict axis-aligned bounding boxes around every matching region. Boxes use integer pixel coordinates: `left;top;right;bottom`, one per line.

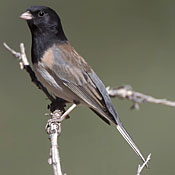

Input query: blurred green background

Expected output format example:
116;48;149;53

1;0;175;174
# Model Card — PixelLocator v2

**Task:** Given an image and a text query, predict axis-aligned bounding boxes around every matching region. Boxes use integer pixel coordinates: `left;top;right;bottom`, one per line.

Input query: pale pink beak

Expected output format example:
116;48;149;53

20;11;33;20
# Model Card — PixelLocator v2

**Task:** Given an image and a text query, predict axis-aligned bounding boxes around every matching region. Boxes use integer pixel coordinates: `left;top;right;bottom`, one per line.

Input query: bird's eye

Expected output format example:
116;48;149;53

38;10;45;17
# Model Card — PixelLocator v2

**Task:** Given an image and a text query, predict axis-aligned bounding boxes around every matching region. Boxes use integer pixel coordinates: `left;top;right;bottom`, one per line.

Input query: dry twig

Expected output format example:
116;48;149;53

46;110;64;175
107;86;175;109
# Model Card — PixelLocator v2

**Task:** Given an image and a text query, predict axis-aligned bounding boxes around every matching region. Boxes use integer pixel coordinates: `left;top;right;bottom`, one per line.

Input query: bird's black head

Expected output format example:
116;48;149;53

21;6;68;63
20;6;67;41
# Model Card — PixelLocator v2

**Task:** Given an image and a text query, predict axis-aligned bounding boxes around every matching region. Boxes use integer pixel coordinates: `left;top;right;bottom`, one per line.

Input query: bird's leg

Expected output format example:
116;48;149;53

48;97;67;112
48;97;71;120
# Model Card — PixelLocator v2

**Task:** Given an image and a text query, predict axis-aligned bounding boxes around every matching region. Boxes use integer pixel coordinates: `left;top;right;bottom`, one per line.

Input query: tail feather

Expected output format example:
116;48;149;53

90;105;147;164
116;124;146;165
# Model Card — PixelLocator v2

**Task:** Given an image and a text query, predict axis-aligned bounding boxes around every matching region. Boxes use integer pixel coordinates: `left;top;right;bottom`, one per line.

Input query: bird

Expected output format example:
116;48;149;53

20;6;146;164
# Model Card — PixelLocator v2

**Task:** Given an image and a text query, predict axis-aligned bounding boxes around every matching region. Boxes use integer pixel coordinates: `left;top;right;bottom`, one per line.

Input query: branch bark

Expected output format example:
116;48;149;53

46;110;64;175
107;86;175;109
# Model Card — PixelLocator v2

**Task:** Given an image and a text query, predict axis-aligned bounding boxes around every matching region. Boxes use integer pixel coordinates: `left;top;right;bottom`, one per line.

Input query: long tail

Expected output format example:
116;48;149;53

90;106;146;164
116;124;146;164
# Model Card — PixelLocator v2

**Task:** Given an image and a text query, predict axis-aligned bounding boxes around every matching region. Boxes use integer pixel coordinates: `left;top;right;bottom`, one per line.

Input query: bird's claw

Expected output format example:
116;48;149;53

45;110;64;134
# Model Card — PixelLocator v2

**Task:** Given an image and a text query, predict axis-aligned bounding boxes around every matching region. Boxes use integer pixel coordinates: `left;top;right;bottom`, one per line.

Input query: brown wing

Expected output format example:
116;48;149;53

42;42;119;124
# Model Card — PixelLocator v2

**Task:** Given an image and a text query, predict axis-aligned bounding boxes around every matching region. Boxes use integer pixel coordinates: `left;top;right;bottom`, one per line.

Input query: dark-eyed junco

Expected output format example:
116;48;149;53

20;6;146;163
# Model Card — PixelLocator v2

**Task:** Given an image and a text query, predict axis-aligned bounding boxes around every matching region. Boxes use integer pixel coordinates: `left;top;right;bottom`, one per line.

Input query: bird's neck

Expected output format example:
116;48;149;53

31;31;67;64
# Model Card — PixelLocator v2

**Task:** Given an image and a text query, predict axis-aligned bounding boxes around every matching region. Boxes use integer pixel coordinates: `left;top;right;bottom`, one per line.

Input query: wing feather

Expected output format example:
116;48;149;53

44;43;120;124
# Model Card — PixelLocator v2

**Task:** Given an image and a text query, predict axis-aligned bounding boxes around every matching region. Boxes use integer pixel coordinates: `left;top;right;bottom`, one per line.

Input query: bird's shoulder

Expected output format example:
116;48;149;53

41;41;94;85
53;41;92;73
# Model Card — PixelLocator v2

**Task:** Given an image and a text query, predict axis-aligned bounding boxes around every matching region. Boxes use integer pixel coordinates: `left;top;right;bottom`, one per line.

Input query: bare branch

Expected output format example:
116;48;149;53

3;42;21;58
137;154;151;175
107;86;175;109
46;110;64;175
